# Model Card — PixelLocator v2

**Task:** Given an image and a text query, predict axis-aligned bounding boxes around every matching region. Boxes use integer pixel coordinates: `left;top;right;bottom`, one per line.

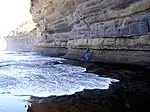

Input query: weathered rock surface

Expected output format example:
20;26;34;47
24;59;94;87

6;0;150;65
30;0;150;37
28;61;150;112
29;0;150;65
5;20;42;51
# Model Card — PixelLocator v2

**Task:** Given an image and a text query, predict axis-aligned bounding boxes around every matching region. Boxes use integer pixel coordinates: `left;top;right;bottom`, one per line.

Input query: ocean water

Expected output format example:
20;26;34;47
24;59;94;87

0;51;119;111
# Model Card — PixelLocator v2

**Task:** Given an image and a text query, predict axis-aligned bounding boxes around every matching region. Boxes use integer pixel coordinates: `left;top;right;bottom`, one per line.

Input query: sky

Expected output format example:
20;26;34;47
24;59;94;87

0;0;32;36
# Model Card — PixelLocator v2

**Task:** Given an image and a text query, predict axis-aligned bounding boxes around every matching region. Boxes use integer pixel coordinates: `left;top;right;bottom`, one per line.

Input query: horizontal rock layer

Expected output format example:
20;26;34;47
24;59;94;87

8;0;150;65
30;0;150;40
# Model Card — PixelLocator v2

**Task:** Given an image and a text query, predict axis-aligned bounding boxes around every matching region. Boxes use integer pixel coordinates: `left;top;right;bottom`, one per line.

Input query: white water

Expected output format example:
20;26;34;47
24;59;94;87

0;51;119;97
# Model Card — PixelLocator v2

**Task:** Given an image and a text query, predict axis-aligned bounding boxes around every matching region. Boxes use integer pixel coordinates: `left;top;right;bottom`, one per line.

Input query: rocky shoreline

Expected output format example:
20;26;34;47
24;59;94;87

5;0;150;66
27;59;150;112
5;36;150;66
1;0;150;111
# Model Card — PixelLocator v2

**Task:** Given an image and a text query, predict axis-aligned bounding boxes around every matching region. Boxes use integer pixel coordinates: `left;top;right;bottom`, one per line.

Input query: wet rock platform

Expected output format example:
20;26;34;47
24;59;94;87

28;60;150;112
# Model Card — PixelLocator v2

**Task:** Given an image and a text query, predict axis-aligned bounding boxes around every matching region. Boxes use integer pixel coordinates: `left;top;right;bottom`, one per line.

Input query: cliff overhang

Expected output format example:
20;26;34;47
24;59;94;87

6;0;150;65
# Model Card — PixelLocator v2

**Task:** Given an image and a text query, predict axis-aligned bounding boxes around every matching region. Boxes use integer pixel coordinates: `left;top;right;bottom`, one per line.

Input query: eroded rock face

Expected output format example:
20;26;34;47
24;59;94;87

29;0;150;65
5;20;42;51
30;0;150;39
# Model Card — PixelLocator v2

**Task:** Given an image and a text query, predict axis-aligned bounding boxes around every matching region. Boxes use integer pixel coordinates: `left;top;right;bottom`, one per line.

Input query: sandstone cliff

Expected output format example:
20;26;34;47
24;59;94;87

11;0;150;65
5;20;41;51
7;21;37;37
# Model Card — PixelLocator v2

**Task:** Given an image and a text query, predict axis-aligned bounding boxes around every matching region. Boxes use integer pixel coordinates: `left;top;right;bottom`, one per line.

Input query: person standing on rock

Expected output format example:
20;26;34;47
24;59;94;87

81;48;90;65
85;48;90;61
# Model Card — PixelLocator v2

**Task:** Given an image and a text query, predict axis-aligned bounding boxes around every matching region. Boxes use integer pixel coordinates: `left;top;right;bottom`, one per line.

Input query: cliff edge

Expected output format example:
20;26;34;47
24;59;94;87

8;0;150;65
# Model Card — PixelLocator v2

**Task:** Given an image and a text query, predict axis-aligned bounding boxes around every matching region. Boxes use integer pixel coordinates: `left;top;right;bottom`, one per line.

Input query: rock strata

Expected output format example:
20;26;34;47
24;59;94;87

6;0;150;65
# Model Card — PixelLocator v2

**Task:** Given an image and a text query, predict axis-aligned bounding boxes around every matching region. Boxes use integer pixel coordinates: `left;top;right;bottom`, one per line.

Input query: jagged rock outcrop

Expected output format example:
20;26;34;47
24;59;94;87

13;0;150;65
7;21;37;37
5;20;42;51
